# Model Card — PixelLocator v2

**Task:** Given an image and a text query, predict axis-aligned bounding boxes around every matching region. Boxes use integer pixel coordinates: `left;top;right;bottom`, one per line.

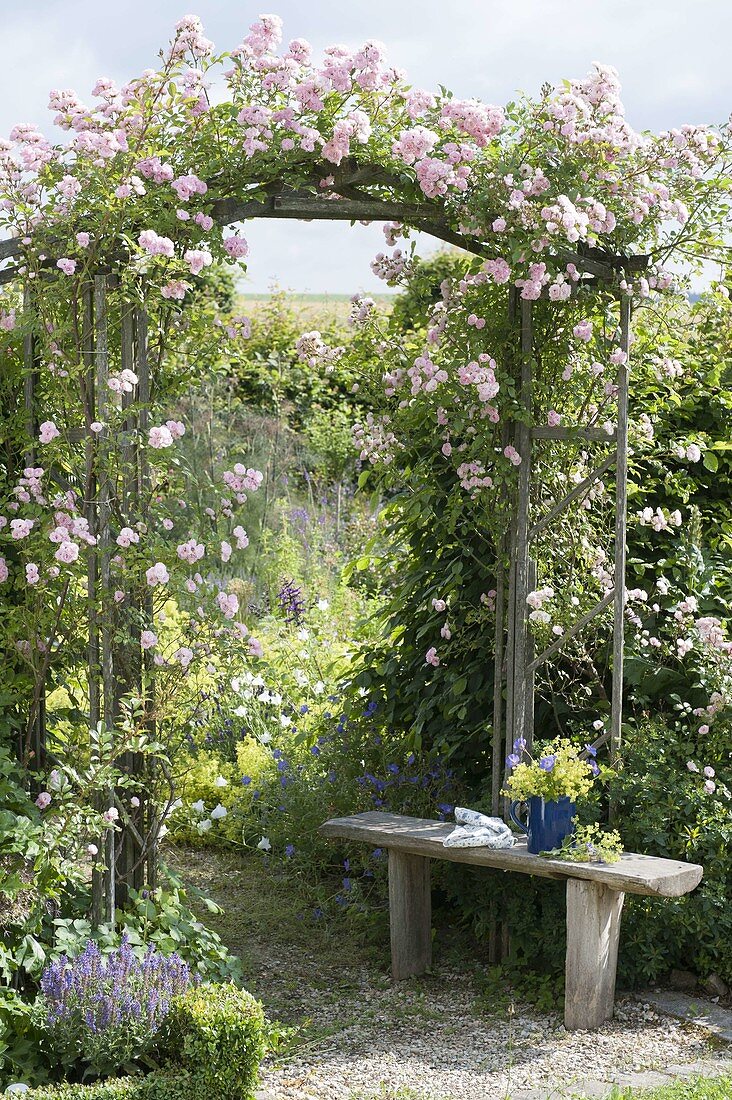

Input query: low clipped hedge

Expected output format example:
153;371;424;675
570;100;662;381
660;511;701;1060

18;984;266;1100
17;1073;199;1100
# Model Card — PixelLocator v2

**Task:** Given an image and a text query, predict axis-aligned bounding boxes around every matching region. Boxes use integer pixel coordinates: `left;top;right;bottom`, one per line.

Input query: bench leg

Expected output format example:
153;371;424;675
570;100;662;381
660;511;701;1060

565;879;625;1030
388;850;432;980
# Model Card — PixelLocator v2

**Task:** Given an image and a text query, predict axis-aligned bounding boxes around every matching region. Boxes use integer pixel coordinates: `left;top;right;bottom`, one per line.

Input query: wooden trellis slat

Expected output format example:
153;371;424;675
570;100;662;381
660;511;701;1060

531;426;617;442
134;301;158;892
21;283;46;769
527;590;616;674
528;453;616;541
610;296;632;762
94;272;116;924
508;298;535;752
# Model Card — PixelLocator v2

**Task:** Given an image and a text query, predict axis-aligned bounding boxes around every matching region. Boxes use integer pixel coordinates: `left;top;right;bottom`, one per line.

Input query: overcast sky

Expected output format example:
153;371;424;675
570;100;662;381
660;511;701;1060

3;1;731;294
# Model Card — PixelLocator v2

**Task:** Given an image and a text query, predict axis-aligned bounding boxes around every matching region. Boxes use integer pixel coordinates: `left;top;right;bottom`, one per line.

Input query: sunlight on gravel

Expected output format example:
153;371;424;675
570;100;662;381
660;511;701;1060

257;970;727;1100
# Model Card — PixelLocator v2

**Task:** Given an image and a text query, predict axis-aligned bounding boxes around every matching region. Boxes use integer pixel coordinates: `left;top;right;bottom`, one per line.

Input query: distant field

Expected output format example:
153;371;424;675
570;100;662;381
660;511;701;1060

239;292;394;302
236;290;394;324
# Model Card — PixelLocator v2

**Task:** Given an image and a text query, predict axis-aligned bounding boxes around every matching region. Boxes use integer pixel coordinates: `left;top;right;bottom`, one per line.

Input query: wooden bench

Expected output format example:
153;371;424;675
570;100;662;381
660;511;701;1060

320;810;703;1031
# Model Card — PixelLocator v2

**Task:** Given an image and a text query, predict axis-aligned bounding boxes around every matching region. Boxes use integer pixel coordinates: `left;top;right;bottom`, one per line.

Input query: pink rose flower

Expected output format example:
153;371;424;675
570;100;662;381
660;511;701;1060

54;541;80;564
39;420;61;444
146;562;169;586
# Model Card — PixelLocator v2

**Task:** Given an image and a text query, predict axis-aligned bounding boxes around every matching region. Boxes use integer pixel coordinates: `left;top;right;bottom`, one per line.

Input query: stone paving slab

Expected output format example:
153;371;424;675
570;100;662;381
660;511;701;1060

637;991;732;1043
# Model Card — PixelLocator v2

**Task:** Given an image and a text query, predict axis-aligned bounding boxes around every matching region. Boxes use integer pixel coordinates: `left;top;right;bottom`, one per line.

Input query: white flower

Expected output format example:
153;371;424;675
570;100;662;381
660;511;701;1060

197;818;212;833
215;775;228;788
259;731;272;744
529;609;551;624
316;599;329;611
257;835;272;851
270;692;283;706
5;1085;31;1095
280;714;292;727
233;705;247;717
191;799;206;814
231;677;240;692
211;803;228;820
313;680;325;695
297;629;310;641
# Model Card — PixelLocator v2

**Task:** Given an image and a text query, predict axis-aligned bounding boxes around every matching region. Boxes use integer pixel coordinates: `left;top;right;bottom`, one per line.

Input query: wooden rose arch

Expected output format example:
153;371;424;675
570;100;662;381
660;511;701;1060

0;156;647;918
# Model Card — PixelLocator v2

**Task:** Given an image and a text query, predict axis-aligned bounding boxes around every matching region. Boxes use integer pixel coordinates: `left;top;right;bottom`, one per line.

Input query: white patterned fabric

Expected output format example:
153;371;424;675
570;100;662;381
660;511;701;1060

442;806;514;849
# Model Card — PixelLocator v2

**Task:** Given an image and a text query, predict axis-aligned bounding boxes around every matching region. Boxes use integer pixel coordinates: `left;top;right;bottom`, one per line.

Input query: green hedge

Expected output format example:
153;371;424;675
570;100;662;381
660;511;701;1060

18;985;266;1100
18;1071;198;1100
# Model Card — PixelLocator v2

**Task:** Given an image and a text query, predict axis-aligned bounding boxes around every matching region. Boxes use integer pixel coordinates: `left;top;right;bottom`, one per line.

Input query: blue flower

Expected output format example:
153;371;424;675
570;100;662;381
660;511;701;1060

285;844;295;858
513;737;527;754
585;744;598;757
310;744;320;756
241;775;252;786
506;752;521;770
387;763;400;774
539;755;557;772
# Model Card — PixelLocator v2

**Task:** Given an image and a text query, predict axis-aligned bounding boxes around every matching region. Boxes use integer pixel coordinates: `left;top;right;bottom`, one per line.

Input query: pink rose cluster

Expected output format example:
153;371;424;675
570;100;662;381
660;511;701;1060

171;172;208;201
138;229;175;257
294;330;346;371
177;538;205;564
148;421;184;449
222;465;264;502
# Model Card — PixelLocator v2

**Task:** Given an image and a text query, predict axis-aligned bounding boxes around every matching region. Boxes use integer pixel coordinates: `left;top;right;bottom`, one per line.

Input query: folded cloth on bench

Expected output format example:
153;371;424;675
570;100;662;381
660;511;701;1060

442;806;514;849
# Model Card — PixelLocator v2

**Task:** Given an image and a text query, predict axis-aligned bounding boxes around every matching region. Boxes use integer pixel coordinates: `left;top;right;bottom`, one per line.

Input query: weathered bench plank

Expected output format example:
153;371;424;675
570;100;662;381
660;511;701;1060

320;811;704;1032
319;811;702;897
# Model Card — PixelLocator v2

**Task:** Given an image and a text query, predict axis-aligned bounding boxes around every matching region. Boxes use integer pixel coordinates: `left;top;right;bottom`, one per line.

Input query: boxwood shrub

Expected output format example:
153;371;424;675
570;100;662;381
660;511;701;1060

157;983;267;1099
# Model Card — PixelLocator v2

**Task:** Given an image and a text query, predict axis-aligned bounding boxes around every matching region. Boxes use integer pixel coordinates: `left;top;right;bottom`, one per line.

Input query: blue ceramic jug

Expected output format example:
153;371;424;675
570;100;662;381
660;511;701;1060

508;795;575;855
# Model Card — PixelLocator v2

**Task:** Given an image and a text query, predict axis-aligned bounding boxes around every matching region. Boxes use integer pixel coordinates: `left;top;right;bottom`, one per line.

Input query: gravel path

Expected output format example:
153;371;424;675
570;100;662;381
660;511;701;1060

256;967;729;1099
174;848;731;1100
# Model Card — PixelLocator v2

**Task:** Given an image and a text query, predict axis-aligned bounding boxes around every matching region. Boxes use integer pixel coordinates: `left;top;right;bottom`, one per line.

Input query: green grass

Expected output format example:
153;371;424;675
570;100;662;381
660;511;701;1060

607;1077;732;1099
347;1077;732;1099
